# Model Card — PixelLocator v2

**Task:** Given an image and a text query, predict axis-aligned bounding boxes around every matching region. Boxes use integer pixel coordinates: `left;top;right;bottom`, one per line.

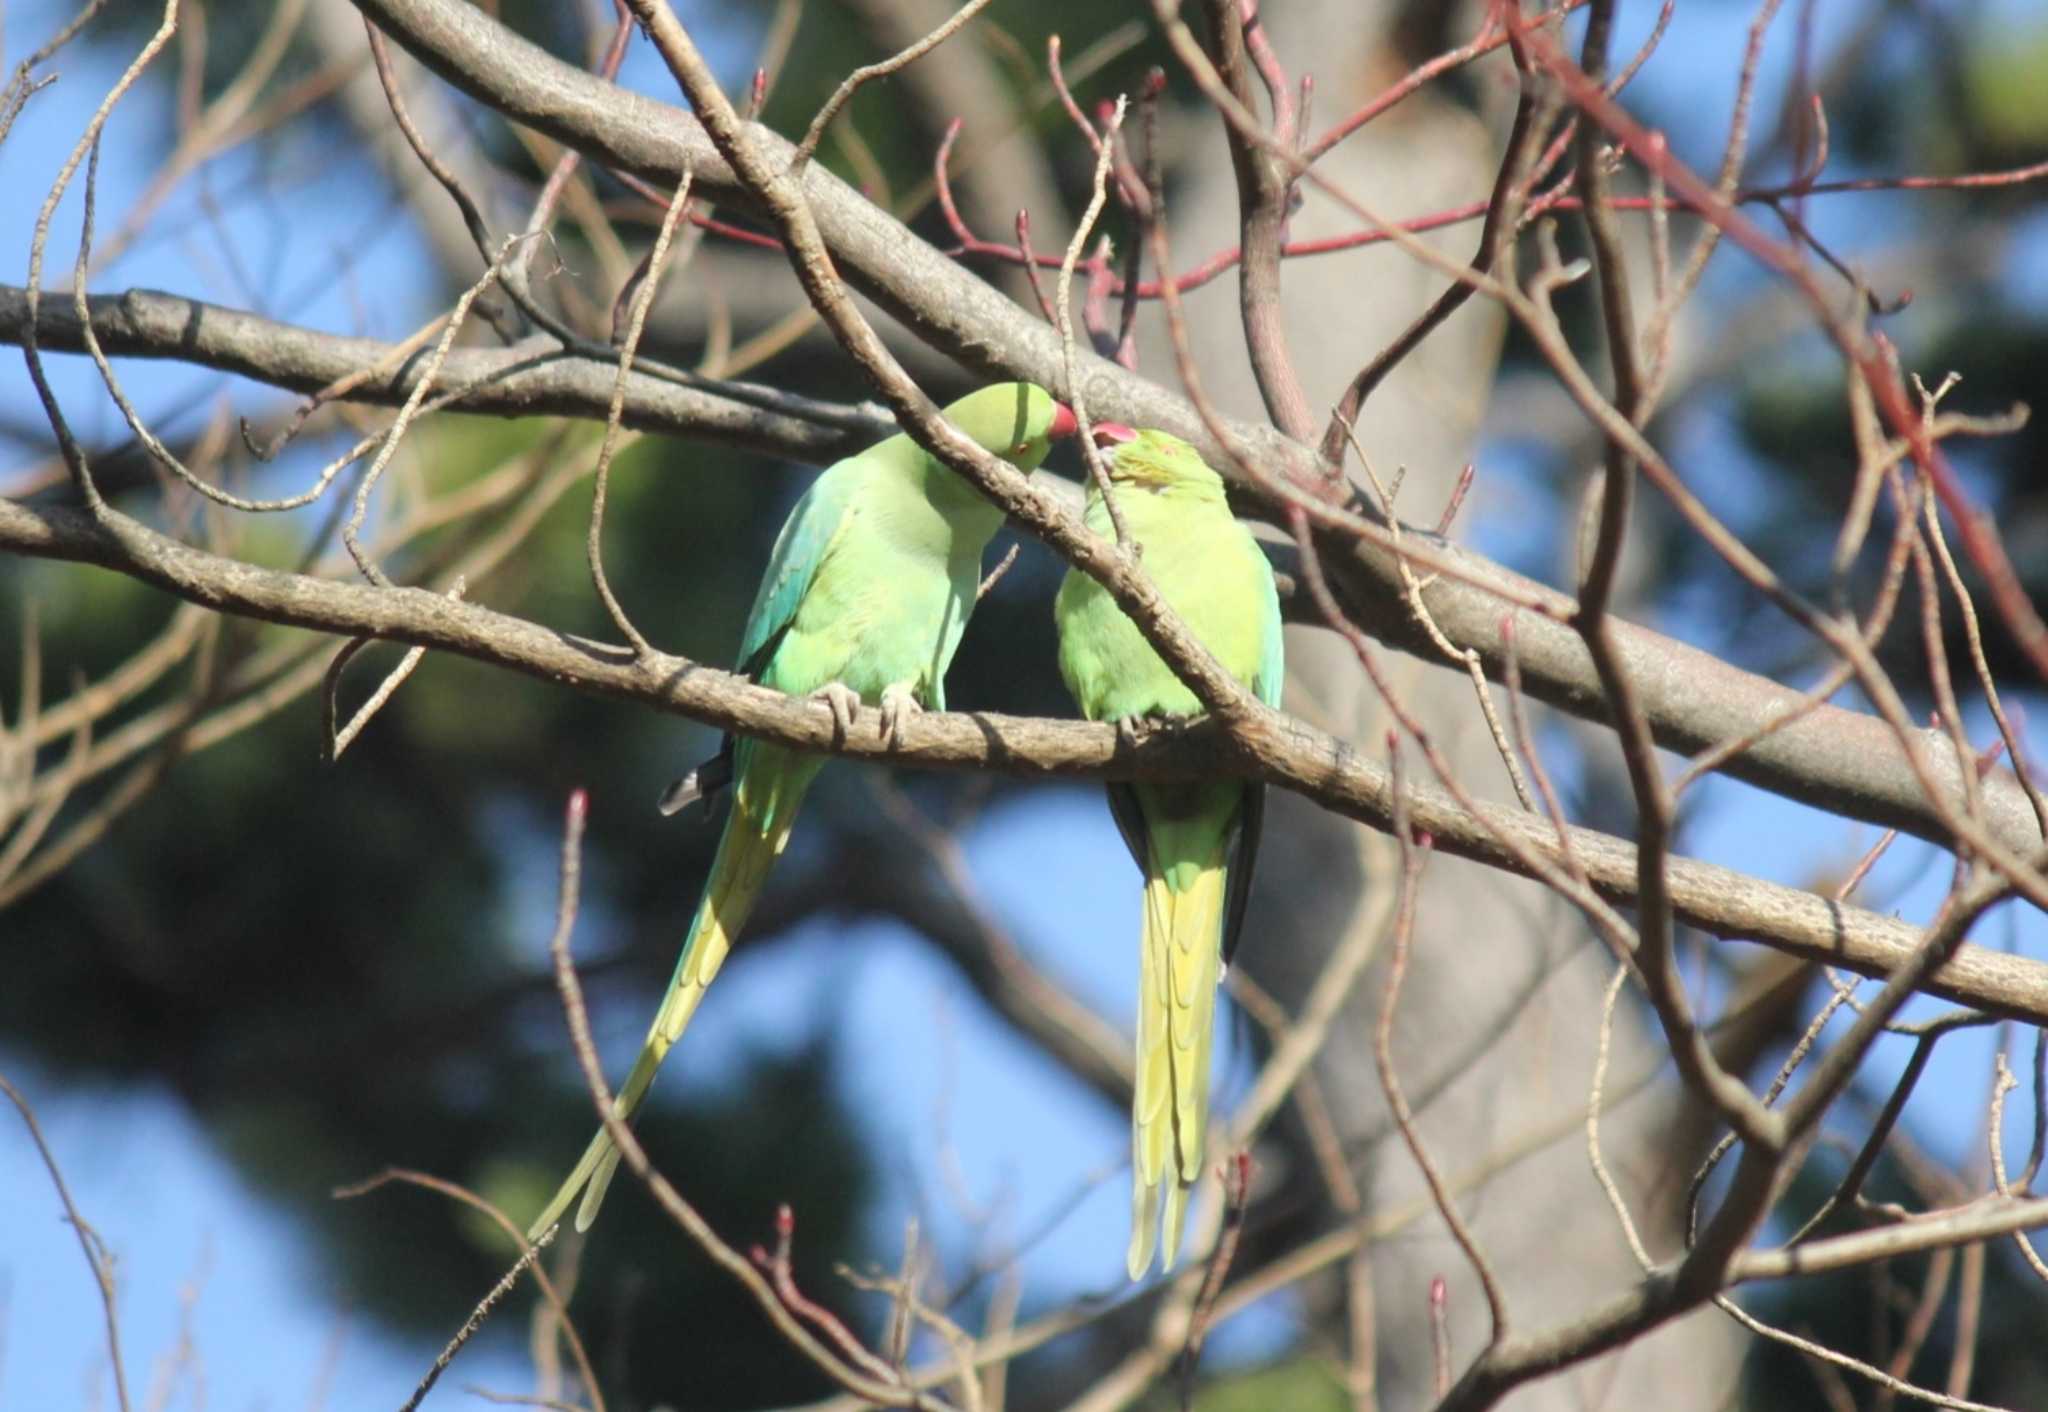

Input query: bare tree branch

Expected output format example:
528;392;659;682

4;493;2044;1029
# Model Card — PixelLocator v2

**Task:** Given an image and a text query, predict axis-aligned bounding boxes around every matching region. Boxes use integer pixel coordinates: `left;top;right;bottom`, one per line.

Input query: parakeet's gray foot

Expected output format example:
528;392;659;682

810;681;863;742
1115;714;1147;750
878;683;922;748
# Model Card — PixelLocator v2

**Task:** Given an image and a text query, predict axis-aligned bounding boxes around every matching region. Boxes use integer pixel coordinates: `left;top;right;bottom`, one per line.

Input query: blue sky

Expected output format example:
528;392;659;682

5;1;2047;1409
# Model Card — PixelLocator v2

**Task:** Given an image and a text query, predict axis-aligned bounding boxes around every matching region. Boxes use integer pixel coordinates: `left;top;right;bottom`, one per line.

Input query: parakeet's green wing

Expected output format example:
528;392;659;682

656;473;854;816
1220;543;1286;965
1097;524;1283;967
735;474;858;681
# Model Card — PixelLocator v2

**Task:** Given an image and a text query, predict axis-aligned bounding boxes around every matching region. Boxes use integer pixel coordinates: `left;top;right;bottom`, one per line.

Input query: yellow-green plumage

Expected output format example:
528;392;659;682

1053;428;1284;1278
530;383;1073;1241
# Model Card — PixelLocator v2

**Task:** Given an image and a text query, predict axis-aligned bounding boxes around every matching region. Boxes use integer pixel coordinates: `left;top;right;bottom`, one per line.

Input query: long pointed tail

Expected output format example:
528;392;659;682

529;757;811;1241
1128;858;1227;1278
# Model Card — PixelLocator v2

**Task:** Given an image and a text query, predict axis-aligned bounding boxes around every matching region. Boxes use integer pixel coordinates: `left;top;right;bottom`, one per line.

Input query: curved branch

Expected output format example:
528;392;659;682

6;491;2046;1027
0;284;891;463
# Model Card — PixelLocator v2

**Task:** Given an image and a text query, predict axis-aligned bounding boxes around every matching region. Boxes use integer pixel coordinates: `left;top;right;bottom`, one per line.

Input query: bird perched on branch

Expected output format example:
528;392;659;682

531;382;1076;1240
1053;424;1284;1278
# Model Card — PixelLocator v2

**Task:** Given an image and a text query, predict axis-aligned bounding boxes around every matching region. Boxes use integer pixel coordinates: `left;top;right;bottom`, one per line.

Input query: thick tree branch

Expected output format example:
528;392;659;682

6;491;2046;1027
0;284;889;463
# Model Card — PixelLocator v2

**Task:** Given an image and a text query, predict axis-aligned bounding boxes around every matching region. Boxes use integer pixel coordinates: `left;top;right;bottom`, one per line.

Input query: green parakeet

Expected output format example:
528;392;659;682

1052;425;1284;1278
531;382;1076;1240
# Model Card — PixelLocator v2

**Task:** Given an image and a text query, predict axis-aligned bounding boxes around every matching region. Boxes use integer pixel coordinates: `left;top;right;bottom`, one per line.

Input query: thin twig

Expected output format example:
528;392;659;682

588;169;695;655
1375;741;1509;1347
1058;92;1134;549
0;1073;134;1412
791;0;996;172
542;784;940;1407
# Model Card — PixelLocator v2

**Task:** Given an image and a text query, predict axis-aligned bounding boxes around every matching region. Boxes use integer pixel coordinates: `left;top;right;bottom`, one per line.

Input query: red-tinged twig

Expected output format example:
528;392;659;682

947;160;2048;305
1112;69;1166;369
1046;34;1104;158
1436;463;1476;537
1789;93;1831;194
751;1205;900;1385
1611;0;1678;95
676;208;784;251
2019;1026;2048;1191
1104;77;1160;222
1058;94;1136;549
1429;1276;1452;1400
1303;0;1588;164
1375;746;1509;1350
1177;1151;1252;1403
1081;230;1117;355
1013;210;1057;323
1197;0;1315;441
933;120;976;243
1236;0;1294;145
1319;23;1543;463
1755;154;2048;201
613;164;788;250
1840;828;1901;904
1510;14;2048;685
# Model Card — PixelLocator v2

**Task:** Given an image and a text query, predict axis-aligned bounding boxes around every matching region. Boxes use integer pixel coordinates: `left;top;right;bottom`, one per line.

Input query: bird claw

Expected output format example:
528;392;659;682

878;683;922;749
1115;715;1146;750
810;681;862;744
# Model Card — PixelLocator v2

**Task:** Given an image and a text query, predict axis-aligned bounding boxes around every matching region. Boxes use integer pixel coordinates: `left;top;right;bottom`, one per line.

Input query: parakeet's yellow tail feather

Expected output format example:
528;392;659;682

528;787;798;1242
1127;859;1226;1278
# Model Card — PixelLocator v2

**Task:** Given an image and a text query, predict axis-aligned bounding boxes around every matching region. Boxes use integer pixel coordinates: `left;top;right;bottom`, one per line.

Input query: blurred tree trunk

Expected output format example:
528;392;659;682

1147;3;1754;1402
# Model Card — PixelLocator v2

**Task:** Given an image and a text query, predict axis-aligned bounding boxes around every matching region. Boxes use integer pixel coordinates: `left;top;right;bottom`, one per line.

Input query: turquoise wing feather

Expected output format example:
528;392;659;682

734;472;859;681
1252;557;1285;710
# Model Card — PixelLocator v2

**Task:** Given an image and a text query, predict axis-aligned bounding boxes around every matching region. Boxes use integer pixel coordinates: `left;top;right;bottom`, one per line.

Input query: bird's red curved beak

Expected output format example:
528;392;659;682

1091;421;1138;449
1048;402;1080;440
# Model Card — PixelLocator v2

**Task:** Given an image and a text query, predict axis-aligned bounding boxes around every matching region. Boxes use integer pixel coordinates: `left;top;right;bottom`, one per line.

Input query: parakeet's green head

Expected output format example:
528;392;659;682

941;382;1077;472
1093;425;1226;497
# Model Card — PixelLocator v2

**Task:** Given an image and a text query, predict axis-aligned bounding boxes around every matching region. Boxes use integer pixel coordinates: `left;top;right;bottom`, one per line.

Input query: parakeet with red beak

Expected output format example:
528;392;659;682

1053;424;1283;1277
